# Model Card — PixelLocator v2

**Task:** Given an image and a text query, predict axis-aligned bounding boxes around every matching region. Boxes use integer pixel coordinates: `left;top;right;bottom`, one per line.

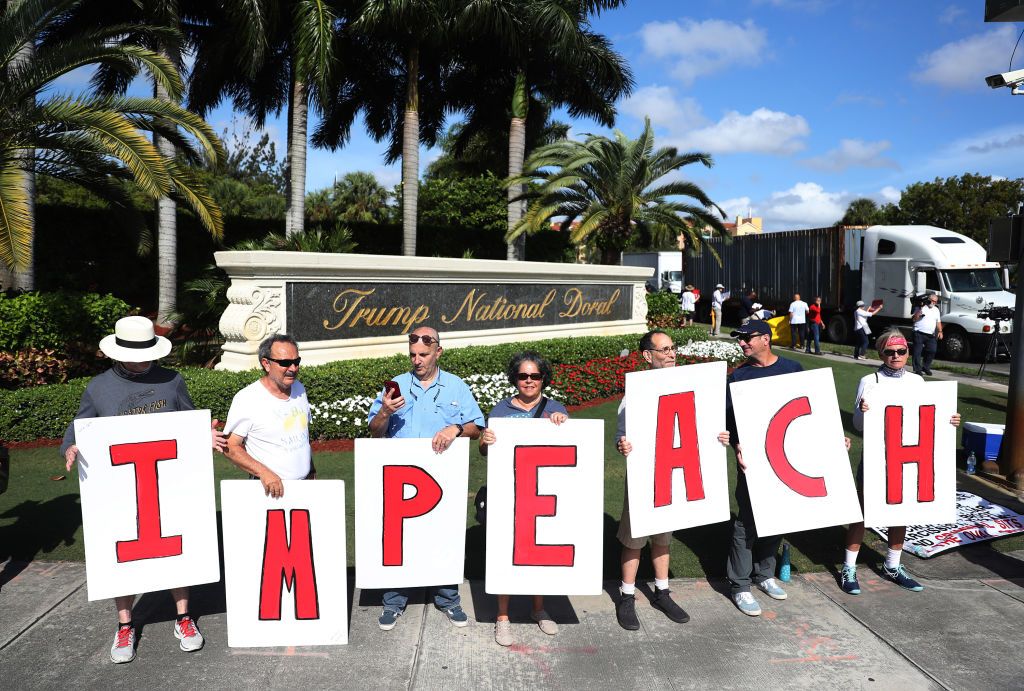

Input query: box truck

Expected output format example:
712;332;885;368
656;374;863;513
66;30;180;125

688;225;1014;361
621;251;683;293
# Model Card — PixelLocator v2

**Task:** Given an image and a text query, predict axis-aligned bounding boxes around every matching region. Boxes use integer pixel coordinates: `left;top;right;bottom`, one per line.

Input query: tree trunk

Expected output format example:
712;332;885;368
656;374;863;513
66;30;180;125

285;75;308;237
506;71;528;262
401;45;420;257
11;35;34;289
155;45;178;325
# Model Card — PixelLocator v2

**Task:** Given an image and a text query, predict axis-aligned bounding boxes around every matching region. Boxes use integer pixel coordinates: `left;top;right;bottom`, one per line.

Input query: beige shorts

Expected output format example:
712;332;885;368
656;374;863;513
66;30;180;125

617;494;672;550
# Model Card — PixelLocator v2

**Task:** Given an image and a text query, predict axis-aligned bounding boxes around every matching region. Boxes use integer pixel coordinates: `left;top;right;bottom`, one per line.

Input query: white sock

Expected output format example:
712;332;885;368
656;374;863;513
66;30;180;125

620;581;636;595
654;578;669;591
885;548;901;569
844;549;859;569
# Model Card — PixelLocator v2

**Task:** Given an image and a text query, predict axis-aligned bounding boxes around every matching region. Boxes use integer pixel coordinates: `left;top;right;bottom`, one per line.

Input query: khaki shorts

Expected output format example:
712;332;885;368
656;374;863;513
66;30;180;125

617;494;672;550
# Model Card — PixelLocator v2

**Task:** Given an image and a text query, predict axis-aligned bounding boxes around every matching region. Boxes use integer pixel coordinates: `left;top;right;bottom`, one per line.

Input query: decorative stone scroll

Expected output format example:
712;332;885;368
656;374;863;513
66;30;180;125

215;251;651;371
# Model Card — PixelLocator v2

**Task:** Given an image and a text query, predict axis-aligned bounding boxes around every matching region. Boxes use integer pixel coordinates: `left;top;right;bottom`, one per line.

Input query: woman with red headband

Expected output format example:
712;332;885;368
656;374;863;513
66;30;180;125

840;328;961;595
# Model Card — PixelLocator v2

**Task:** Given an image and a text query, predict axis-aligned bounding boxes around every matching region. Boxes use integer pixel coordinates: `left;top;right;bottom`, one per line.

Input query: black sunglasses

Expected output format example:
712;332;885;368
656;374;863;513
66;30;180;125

882;348;908;357
517;372;544;381
735;333;764;343
265;356;301;368
408;334;439;346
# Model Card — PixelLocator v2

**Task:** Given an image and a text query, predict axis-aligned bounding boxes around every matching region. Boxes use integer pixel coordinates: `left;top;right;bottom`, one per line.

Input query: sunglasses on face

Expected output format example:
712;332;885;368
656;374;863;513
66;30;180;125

265;356;301;368
645;345;676;355
883;348;908;357
735;334;763;343
408;334;439;346
517;372;544;381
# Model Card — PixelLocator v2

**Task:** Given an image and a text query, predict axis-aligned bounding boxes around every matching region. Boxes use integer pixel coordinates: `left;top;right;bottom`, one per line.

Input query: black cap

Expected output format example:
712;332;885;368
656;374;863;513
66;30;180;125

730;320;772;338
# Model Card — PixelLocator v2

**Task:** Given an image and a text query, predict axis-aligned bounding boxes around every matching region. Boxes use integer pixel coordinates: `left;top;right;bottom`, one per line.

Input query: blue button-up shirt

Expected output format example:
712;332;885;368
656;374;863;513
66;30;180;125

367;368;484;438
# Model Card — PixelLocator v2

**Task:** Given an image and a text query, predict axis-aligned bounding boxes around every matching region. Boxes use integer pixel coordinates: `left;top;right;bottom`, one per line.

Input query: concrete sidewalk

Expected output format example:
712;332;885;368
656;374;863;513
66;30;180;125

3;554;1023;690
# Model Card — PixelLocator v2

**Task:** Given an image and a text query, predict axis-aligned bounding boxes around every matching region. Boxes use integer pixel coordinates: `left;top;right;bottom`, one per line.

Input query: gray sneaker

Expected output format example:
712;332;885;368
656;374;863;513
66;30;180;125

756;577;788;600
733;591;762;616
494;619;513;647
109;625;136;664
174;616;204;652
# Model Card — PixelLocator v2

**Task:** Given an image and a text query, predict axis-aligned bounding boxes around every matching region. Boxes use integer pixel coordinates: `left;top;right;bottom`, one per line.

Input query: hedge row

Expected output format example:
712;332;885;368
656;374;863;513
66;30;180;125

0;291;132;351
0;327;708;442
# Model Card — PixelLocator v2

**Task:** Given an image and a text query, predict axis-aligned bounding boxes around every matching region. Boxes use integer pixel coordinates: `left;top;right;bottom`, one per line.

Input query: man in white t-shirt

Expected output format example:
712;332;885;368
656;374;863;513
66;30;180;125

224;334;314;498
911;292;943;376
787;293;809;350
711;283;725;336
680;285;697;326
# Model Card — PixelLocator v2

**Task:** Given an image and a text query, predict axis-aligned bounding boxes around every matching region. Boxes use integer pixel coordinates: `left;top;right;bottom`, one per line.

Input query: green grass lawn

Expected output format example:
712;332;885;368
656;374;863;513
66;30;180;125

2;350;1016;579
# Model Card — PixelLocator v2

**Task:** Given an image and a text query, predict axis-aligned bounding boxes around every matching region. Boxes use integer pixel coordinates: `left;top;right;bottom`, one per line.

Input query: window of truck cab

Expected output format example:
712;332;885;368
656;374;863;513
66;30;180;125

941;268;1005;292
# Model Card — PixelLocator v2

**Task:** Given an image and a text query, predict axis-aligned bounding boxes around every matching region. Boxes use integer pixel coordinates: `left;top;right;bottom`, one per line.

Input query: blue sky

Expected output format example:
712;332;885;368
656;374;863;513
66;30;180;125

52;1;1024;231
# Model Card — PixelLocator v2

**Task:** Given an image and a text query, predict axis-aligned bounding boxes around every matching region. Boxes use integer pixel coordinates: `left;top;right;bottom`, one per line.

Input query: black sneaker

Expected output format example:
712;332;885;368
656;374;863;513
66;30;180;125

651;587;690;623
616;592;640;630
922;369;933;376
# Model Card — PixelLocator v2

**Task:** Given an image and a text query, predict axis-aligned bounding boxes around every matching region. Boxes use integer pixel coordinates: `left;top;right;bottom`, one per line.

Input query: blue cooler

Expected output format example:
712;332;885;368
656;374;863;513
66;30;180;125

962;422;1004;461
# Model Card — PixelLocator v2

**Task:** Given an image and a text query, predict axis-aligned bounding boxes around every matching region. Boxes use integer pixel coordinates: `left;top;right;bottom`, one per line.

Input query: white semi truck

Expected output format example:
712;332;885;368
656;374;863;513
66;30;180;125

689;225;1015;361
621;251;683;294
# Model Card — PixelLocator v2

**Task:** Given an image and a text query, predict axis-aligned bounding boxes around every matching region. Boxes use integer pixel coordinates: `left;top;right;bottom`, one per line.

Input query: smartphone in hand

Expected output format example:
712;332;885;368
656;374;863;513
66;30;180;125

383;380;401;399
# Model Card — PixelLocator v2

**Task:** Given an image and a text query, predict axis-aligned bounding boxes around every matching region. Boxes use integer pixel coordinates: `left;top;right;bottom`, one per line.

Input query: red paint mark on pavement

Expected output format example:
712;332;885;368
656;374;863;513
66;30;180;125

770;655;859;664
508;645;598;655
230;648;330;658
762;610;777;620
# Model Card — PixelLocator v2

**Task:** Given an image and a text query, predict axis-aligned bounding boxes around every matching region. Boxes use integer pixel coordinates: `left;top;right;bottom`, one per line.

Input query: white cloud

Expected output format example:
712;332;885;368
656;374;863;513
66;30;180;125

677;108;810;155
938;5;966;24
639;19;767;86
914;25;1018;89
619;85;706;130
760;182;847;228
880;186;901;203
718;196;753;220
802;139;899;172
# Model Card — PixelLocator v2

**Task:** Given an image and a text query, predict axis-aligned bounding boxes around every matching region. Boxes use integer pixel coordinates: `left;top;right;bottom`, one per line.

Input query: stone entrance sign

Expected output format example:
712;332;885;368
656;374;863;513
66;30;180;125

215;251;651;371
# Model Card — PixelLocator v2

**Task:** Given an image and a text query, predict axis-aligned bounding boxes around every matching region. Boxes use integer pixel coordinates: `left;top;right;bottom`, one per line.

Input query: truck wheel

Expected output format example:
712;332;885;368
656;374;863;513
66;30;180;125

826;314;849;344
941;327;971;362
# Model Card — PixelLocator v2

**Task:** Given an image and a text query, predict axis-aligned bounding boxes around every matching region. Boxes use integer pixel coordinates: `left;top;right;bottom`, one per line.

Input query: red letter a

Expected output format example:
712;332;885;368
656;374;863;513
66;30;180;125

259;509;319;620
884;405;936;504
654;391;704;507
382;466;443;566
764;397;826;498
513;446;575;567
110;440;183;562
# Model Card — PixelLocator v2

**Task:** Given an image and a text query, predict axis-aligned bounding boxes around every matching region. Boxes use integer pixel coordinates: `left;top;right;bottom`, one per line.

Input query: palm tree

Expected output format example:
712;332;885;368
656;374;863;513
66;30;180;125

187;0;336;238
329;171;391;222
456;0;632;260
508;118;727;265
354;0;458;257
0;0;224;280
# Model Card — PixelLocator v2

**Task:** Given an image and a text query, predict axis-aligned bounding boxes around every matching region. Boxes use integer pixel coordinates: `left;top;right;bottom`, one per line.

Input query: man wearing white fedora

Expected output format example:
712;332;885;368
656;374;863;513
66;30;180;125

62;315;227;664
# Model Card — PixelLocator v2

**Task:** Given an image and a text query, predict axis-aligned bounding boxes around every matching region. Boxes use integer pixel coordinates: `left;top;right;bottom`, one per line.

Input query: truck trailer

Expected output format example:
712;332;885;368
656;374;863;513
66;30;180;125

621;251;683;293
688;225;1014;361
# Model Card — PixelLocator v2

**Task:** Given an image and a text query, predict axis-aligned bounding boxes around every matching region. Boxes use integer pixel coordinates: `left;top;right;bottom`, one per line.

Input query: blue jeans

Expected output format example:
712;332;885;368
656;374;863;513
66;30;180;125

805;322;821;353
383;586;460;612
789;323;806;349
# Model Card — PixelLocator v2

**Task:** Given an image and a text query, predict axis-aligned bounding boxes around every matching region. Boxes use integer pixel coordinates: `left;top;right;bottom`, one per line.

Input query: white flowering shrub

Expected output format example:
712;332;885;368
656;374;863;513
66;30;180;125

463;373;564;413
677;339;745;364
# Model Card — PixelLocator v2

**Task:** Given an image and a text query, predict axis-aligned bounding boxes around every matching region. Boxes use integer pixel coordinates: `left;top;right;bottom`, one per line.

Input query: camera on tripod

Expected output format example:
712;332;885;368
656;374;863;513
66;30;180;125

978;302;1015;322
910;293;933;308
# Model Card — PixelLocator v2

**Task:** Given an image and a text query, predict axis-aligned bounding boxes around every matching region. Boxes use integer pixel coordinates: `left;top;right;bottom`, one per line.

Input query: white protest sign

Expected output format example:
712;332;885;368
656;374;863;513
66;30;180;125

730;367;862;536
221;480;348;647
354;437;469;589
484;419;604;595
74;410;220;601
624;361;729;538
862;380;957;527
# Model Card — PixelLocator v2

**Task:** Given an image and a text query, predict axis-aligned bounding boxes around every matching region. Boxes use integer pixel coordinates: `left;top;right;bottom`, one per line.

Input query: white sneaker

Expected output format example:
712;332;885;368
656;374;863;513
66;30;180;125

173;616;205;652
109;625;136;664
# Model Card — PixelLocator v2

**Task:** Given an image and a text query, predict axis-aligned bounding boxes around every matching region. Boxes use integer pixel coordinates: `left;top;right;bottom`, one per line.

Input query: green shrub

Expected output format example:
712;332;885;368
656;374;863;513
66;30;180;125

0;291;133;351
645;291;679;317
0;328;709;442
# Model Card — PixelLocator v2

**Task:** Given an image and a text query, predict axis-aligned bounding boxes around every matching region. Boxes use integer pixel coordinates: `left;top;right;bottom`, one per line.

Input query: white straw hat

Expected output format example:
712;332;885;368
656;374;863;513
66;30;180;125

99;316;172;362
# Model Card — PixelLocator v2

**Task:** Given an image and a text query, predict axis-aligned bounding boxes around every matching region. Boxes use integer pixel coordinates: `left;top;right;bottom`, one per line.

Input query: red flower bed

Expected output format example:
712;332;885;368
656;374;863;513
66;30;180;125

551;351;717;406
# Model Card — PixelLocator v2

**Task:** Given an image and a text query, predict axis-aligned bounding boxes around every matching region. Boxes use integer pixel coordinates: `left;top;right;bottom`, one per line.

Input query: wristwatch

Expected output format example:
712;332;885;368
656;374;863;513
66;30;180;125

454;423;464;437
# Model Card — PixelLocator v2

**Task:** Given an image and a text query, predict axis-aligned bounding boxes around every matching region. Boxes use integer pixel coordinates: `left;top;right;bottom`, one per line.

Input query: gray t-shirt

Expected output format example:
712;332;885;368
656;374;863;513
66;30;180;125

61;366;195;455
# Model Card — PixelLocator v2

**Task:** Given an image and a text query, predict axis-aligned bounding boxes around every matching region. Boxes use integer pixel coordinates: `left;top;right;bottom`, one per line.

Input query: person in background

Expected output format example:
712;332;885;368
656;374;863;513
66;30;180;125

840;329;961;595
788;293;809;350
911;292;943;376
805;296;824;355
680;285;697;327
853;300;882;360
479;351;568;648
739;289;757;326
711;283;726;337
62;316;226;664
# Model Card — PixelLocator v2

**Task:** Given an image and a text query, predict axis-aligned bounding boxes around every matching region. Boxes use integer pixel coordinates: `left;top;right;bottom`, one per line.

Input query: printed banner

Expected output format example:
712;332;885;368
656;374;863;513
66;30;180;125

862;381;958;527
484;419;604;595
873;492;1024;558
624;361;730;537
221;480;348;647
354;437;469;589
74;410;220;601
729;368;862;536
